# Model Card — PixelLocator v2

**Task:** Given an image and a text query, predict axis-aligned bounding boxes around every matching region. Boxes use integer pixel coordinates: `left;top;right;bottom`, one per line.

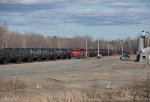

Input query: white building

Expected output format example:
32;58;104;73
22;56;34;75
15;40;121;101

140;47;150;63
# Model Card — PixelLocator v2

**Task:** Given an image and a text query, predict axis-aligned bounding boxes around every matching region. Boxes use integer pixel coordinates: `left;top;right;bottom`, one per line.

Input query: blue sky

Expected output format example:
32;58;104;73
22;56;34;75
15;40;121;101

0;0;150;40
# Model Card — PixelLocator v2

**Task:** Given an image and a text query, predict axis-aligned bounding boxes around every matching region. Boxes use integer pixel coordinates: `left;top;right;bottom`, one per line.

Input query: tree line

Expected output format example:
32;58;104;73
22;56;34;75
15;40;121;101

1;25;149;55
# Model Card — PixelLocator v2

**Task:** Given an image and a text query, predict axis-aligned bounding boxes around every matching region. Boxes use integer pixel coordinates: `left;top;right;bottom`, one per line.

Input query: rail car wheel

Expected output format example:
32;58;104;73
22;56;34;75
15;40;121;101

53;56;57;60
37;58;42;61
65;56;68;59
17;57;22;63
66;56;71;59
46;57;50;60
28;58;33;62
3;58;10;64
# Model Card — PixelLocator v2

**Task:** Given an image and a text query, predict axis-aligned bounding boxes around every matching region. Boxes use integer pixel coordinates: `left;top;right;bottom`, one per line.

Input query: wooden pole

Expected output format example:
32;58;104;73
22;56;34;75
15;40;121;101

121;40;124;55
108;40;110;56
148;31;149;47
86;35;88;57
98;38;100;56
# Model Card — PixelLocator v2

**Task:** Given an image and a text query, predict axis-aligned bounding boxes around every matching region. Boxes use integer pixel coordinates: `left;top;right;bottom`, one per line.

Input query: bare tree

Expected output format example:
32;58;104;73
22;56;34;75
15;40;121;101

0;25;139;54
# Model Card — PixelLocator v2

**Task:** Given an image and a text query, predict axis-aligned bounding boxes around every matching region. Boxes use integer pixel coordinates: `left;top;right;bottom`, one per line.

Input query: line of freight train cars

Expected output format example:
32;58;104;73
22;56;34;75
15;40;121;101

0;48;112;64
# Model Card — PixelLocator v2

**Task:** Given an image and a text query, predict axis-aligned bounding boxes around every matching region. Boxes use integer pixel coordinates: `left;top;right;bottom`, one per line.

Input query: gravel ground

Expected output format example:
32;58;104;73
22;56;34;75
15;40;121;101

0;56;150;90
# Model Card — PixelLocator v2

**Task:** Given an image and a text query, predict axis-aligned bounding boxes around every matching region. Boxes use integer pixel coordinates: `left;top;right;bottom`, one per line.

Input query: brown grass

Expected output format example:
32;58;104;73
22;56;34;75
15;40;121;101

0;77;40;93
0;89;132;102
0;74;150;102
0;88;150;102
0;80;28;93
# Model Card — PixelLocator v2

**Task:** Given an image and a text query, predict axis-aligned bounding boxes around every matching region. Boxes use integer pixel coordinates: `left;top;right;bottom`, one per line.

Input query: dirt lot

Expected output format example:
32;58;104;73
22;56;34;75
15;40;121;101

0;56;150;102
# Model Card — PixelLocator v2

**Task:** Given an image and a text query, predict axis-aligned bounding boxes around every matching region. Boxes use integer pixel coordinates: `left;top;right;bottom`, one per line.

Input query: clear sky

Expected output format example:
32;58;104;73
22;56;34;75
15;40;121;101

0;0;150;40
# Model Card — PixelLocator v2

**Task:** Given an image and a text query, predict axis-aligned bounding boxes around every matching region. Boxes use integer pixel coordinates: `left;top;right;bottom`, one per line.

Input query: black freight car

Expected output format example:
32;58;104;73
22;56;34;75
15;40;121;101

31;48;42;61
41;48;50;60
0;48;13;63
62;49;71;59
49;48;57;60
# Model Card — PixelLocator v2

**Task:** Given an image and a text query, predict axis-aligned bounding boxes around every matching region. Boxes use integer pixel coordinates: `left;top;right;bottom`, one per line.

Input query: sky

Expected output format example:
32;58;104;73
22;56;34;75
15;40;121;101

0;0;150;40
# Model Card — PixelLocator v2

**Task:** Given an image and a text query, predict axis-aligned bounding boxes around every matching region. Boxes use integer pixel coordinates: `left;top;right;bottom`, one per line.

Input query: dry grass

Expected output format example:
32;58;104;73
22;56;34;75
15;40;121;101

0;89;132;102
129;74;150;101
0;80;28;93
0;79;133;102
0;76;40;93
0;88;149;102
0;75;150;102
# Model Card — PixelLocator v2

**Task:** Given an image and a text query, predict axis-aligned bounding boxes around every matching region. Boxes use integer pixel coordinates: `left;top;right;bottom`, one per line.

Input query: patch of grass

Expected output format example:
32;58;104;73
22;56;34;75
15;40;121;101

0;80;27;93
128;74;150;101
0;75;40;93
0;75;150;102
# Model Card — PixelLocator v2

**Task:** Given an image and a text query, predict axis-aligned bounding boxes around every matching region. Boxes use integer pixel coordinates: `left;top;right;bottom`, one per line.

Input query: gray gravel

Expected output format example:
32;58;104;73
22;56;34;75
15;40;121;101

0;56;150;90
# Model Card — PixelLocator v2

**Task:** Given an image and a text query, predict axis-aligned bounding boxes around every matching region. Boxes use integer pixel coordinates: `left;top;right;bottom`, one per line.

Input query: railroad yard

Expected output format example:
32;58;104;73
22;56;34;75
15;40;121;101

0;56;150;102
1;0;150;101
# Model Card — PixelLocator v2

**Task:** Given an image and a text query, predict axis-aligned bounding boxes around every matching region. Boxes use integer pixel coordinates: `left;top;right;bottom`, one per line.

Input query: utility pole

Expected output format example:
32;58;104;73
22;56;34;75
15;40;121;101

147;31;149;47
98;38;100;56
2;40;4;49
85;35;88;57
121;39;124;55
97;38;102;58
2;21;7;48
108;40;110;56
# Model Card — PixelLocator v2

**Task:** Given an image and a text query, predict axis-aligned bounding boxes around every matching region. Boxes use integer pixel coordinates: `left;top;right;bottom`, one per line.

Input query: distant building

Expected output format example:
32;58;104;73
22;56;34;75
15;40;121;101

137;31;150;64
140;47;150;63
137;31;146;52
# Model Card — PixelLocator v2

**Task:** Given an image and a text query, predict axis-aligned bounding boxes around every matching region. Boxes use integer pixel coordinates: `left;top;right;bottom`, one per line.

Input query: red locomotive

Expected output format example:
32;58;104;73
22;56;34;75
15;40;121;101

71;48;89;58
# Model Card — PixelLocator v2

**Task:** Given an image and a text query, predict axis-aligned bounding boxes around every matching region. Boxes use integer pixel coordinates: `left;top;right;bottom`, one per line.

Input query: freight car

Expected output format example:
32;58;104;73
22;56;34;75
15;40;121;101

31;48;42;61
0;48;112;64
49;48;57;60
41;48;49;60
0;48;29;63
0;48;10;63
20;48;33;62
62;49;71;59
0;48;72;64
55;49;65;59
10;48;31;62
89;49;97;57
55;49;71;59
